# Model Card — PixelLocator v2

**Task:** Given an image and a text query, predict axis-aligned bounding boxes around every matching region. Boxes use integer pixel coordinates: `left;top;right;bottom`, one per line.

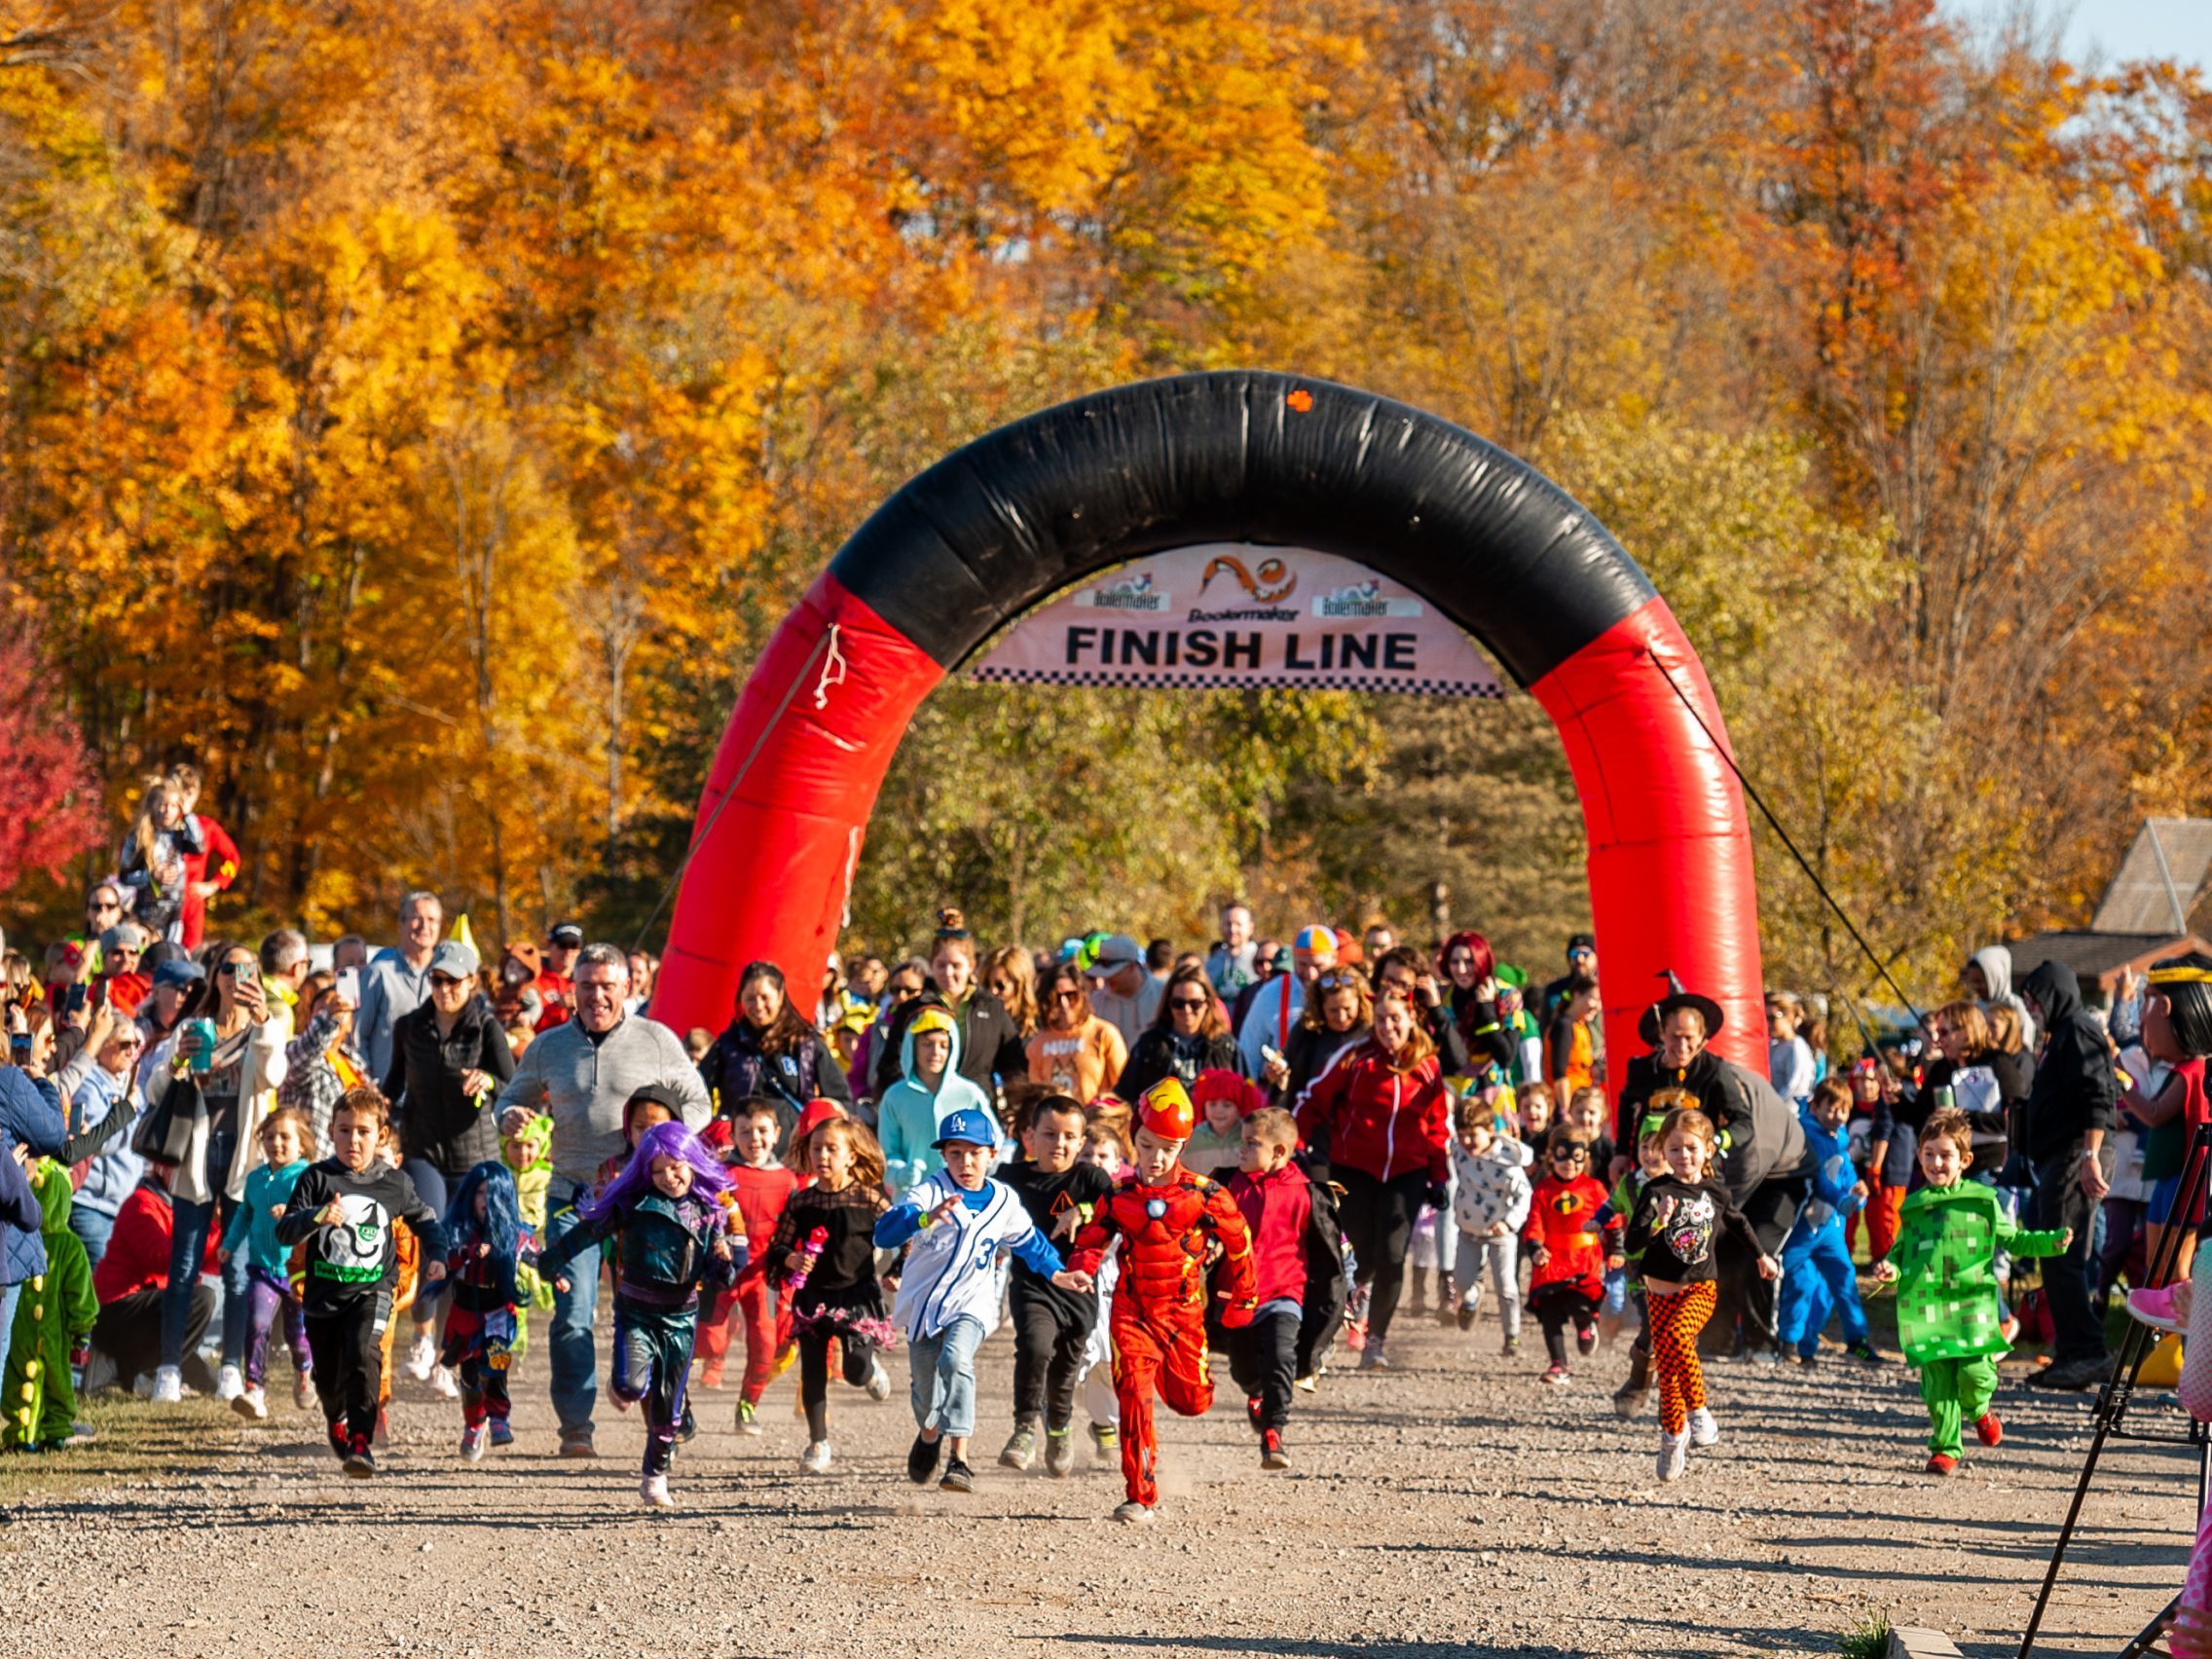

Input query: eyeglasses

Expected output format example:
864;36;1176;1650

1169;997;1209;1012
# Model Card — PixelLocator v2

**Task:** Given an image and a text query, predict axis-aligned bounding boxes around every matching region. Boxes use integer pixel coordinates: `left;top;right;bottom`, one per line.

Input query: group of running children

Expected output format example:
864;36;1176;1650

219;1053;2074;1519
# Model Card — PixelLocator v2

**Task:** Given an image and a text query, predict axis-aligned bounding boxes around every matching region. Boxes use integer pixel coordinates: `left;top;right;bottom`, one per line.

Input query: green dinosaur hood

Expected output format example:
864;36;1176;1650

30;1159;72;1235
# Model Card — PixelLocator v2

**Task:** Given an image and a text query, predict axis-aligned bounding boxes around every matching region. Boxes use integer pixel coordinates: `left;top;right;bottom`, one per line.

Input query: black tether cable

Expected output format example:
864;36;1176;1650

1645;650;1927;1031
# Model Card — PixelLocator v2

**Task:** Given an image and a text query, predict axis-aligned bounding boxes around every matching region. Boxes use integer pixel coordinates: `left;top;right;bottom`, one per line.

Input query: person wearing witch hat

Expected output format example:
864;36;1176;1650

1613;979;1808;1364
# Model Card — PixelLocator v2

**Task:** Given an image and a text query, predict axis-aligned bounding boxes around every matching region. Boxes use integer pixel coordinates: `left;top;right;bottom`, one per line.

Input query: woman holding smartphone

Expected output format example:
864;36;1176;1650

144;941;288;1404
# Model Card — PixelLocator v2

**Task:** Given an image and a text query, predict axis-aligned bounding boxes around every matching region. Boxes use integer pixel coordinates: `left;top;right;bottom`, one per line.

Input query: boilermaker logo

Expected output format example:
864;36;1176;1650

1315;579;1422;620
1074;571;1168;612
1199;553;1297;605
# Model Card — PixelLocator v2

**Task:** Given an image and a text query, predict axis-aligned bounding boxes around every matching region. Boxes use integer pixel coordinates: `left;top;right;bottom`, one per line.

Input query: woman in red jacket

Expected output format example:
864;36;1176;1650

1294;988;1450;1371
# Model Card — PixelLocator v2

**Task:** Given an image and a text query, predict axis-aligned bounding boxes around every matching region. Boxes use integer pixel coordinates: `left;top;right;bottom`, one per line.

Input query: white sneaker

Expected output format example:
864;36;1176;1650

800;1440;833;1474
461;1422;488;1461
1688;1407;1719;1449
1657;1428;1689;1482
150;1366;184;1404
1113;1499;1157;1525
230;1385;269;1421
78;1349;117;1397
215;1363;244;1402
429;1364;461;1400
640;1472;675;1509
294;1369;314;1411
865;1358;892;1401
404;1329;437;1382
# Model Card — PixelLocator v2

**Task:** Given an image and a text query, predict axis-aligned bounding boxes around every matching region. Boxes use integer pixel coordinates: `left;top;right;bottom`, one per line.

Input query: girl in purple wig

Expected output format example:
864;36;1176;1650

540;1110;742;1508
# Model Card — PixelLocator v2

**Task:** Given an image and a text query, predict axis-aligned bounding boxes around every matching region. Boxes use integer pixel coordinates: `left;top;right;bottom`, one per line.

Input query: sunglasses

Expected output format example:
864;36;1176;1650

429;974;463;989
1315;971;1360;991
890;983;922;1001
1169;997;1209;1012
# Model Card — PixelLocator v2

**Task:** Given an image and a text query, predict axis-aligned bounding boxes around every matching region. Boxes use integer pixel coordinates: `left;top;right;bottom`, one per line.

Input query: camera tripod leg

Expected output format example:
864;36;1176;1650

2114;1593;2178;1659
2018;1124;2212;1658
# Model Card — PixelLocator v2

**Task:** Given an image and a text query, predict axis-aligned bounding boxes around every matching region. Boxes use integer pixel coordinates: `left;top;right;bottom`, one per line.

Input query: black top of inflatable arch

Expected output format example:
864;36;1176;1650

828;371;1657;689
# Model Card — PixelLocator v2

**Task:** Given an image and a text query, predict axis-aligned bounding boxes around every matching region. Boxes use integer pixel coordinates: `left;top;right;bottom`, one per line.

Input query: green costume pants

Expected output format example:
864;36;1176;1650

1920;1355;1998;1457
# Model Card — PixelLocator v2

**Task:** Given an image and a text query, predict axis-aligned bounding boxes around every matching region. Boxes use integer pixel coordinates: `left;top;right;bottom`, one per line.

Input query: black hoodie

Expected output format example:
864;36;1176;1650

2019;960;2119;1162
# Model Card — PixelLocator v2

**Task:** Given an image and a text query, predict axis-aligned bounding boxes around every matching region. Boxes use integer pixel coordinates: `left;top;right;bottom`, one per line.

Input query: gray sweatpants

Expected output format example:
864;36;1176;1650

1453;1233;1521;1338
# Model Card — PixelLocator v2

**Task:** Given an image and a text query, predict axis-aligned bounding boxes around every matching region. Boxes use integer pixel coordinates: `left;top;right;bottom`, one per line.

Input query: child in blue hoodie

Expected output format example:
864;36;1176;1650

1776;1077;1878;1364
879;1007;995;1197
218;1107;313;1419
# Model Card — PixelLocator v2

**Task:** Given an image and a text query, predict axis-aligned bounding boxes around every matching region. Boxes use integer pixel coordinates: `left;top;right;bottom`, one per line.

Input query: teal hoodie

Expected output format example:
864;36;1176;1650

222;1159;311;1276
878;1013;993;1197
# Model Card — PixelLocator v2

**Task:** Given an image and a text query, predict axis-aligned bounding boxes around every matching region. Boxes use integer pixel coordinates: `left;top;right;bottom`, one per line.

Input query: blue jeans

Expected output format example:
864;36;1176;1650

0;1282;18;1379
69;1206;117;1269
544;1185;601;1438
164;1130;245;1370
909;1313;986;1439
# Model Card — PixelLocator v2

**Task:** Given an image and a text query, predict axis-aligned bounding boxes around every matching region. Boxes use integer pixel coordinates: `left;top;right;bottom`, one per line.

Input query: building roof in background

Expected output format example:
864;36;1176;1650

2008;929;2212;992
2091;818;2212;935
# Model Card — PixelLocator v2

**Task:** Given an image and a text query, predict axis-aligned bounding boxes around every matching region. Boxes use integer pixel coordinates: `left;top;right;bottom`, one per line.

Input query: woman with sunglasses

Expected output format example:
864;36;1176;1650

1294;988;1452;1371
142;940;288;1404
1263;969;1370;1107
384;939;516;1391
1119;965;1237;1102
986;946;1040;1042
1024;964;1128;1103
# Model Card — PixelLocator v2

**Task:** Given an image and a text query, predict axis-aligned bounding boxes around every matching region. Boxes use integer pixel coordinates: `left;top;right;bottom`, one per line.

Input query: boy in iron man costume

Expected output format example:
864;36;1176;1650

1064;1078;1257;1524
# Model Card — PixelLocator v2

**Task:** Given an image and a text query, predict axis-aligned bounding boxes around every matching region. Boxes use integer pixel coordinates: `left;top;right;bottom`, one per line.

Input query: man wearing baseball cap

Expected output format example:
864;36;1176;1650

535;922;584;1032
1237;925;1337;1080
1085;933;1162;1051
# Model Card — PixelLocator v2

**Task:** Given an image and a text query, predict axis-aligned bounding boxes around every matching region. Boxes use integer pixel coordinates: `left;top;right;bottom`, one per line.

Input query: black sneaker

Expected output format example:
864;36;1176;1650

2028;1356;2110;1392
678;1401;697;1443
1259;1428;1290;1471
343;1436;376;1480
907;1432;942;1486
939;1456;975;1493
1845;1340;1887;1366
1456;1305;1475;1332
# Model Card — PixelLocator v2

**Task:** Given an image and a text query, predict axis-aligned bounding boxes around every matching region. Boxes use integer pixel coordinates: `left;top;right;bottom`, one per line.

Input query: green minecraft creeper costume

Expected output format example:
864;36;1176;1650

1887;1180;2066;1459
4;1160;98;1450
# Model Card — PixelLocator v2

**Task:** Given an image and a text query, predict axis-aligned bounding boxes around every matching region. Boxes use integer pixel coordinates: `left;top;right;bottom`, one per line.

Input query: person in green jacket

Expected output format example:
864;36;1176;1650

1875;1107;2070;1476
4;1160;98;1450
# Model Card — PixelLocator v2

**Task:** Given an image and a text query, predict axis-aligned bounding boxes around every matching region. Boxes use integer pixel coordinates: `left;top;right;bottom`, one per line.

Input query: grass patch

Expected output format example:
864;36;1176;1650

0;1393;234;1518
1838;1610;1892;1659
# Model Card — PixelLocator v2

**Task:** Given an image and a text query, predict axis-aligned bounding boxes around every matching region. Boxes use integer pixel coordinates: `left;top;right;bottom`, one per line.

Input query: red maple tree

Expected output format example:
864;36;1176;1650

0;621;100;901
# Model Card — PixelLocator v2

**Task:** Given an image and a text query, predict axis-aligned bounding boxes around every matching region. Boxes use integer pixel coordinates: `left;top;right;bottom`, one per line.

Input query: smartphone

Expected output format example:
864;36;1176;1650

8;1033;30;1063
334;968;361;1011
62;982;88;1016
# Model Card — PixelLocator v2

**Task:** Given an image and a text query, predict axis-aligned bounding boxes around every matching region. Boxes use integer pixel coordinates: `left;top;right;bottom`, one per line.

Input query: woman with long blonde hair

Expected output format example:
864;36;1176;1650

117;772;203;943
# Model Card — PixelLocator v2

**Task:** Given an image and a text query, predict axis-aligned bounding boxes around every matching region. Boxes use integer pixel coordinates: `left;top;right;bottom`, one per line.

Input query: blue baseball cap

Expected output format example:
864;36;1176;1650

932;1107;999;1151
152;959;205;990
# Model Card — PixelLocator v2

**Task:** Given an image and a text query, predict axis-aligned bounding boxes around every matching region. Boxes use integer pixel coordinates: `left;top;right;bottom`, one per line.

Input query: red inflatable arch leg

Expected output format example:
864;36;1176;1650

652;371;1764;1075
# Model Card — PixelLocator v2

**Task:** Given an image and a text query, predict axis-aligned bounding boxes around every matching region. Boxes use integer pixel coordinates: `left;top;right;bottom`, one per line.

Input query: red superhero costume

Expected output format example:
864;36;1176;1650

1068;1080;1258;1513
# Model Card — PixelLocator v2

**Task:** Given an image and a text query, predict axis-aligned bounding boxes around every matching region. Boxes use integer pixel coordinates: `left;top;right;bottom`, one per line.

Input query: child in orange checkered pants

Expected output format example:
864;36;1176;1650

1623;1106;1779;1484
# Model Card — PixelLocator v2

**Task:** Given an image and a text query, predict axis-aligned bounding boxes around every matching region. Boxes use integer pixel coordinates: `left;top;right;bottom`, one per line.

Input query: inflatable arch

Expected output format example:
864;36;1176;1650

653;372;1766;1076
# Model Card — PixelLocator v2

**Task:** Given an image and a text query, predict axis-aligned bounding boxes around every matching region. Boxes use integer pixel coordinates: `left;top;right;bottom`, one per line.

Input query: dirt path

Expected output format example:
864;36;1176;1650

0;1309;2194;1658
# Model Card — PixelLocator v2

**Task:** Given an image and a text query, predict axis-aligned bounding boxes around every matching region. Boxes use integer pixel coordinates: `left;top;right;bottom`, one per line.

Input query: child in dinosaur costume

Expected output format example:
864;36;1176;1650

1875;1107;2069;1476
4;1159;99;1450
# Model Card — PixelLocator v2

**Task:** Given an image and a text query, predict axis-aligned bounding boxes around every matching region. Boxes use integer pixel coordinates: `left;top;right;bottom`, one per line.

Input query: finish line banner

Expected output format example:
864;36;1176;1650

968;544;1504;696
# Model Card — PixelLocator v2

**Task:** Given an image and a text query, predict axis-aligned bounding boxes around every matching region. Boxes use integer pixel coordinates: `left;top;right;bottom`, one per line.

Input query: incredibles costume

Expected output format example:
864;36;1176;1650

1885;1180;2066;1461
3;1161;97;1449
1520;1169;1622;1369
539;1189;741;1478
1068;1080;1258;1512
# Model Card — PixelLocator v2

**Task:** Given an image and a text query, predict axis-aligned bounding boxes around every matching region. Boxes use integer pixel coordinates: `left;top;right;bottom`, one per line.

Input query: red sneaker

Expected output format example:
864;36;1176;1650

1245;1395;1264;1433
1925;1453;1959;1477
1344;1319;1367;1354
1974;1413;2003;1448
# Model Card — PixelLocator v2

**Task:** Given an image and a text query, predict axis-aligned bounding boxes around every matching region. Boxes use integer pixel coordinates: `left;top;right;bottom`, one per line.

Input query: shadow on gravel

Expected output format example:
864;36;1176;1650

1062;1638;1580;1657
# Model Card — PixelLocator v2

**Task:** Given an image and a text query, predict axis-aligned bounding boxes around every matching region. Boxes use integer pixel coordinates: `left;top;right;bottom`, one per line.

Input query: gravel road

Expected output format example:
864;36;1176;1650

0;1309;2194;1658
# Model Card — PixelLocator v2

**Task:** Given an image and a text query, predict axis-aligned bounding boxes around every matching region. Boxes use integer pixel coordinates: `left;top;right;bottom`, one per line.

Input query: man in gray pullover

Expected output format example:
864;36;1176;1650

498;941;710;1456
